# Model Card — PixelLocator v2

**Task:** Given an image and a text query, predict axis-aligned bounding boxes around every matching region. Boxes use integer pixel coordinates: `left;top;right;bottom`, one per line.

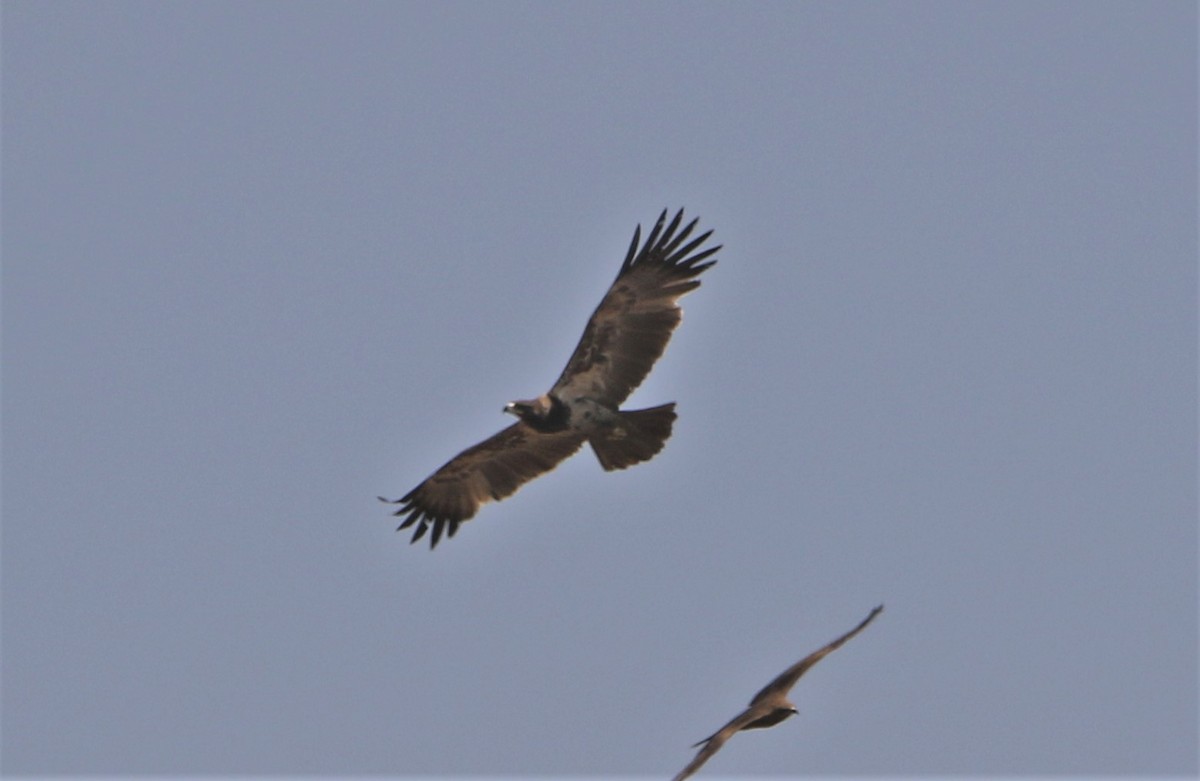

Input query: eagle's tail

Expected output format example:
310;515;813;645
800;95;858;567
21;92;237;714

589;402;677;471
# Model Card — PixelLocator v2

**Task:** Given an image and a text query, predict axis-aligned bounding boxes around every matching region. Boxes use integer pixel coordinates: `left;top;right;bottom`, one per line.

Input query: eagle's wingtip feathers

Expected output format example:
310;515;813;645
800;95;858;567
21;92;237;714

621;208;719;279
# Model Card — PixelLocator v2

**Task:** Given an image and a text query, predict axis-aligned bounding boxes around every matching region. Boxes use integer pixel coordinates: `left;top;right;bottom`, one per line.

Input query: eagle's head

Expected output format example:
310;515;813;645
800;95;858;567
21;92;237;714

504;395;550;422
504;394;569;432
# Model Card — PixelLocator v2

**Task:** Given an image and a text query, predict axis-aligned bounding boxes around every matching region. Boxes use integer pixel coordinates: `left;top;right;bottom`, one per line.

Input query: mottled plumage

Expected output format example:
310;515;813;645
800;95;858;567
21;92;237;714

381;209;719;548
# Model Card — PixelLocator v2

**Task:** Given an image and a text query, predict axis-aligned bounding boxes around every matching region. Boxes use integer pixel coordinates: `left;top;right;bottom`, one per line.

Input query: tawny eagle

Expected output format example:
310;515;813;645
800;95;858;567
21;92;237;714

380;208;719;548
672;605;884;781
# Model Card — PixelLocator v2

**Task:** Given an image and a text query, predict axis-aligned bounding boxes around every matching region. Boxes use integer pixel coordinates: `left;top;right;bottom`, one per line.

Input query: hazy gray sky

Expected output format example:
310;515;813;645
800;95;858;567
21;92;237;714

3;1;1195;777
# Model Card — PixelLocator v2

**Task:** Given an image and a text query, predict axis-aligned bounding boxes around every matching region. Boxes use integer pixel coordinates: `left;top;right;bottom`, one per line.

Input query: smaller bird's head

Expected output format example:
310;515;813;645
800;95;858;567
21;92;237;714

746;703;800;732
776;703;800;722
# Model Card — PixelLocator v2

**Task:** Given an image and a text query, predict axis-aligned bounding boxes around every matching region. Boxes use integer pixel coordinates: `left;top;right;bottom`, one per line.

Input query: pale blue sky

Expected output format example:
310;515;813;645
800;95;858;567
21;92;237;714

3;1;1196;776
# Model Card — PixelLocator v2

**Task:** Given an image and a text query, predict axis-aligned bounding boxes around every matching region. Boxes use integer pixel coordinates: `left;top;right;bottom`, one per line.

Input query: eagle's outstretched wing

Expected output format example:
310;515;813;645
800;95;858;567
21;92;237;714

671;708;761;781
750;605;884;706
551;208;719;406
380;423;586;548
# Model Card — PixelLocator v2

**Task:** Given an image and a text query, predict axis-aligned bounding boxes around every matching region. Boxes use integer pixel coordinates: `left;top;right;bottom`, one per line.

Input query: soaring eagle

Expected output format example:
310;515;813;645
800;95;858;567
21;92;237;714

381;208;719;548
671;605;884;781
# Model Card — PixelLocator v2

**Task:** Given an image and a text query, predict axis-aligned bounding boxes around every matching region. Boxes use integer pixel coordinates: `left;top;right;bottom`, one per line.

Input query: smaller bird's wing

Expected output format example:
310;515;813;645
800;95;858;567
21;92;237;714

380;422;586;548
671;707;764;781
551;208;719;407
750;605;884;707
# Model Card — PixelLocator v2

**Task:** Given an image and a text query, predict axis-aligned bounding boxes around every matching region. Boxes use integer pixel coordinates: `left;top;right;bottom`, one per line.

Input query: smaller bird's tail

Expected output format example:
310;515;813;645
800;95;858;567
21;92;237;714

589;402;677;471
